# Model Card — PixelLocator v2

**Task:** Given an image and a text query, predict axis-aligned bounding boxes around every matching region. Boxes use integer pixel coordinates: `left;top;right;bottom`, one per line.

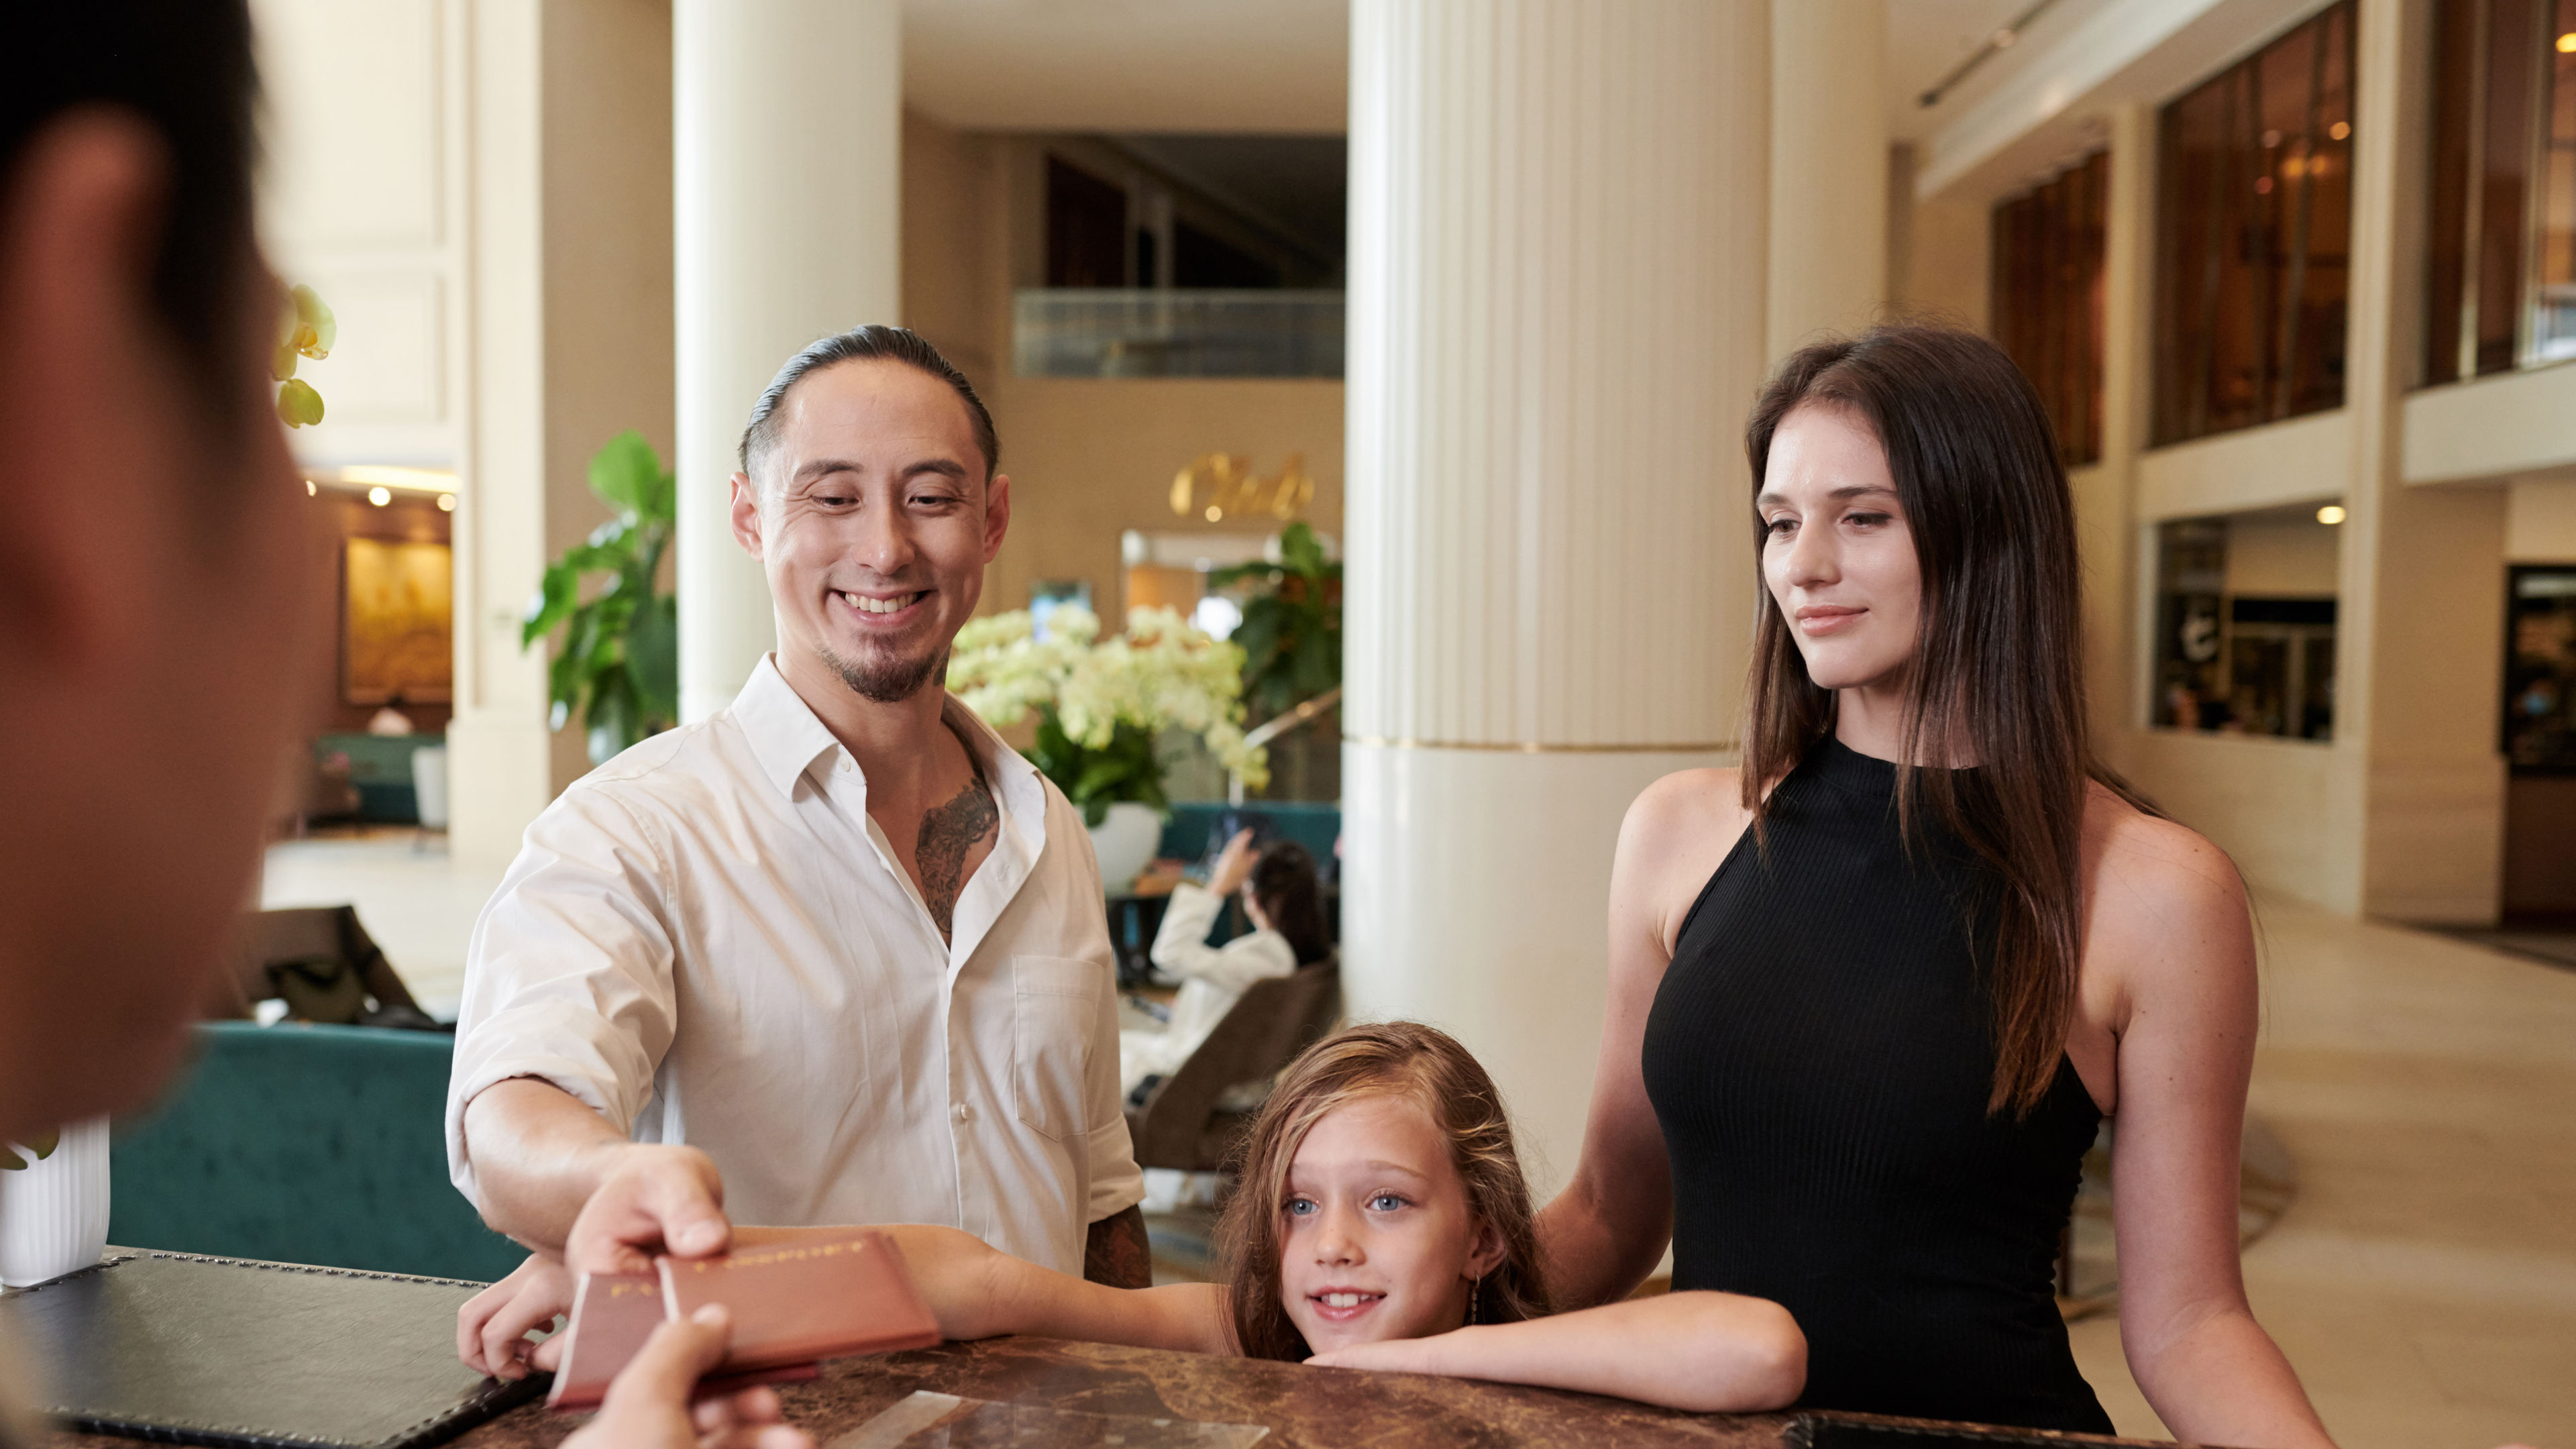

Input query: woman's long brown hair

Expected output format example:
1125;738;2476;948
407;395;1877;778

1742;323;2164;1117
1213;1022;1550;1360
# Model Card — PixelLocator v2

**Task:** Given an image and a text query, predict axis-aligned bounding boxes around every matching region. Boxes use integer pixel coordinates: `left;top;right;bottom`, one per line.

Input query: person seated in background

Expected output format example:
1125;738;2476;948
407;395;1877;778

1121;828;1330;1104
462;1022;1807;1414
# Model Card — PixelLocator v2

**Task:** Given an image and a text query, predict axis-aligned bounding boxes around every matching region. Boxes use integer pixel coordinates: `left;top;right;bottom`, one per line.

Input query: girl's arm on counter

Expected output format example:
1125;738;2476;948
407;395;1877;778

1304;1290;1806;1413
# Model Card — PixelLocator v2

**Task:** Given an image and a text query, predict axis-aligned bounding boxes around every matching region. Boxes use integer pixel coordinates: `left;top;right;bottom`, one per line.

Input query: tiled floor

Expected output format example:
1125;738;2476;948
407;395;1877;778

262;837;2576;1444
2068;902;2576;1446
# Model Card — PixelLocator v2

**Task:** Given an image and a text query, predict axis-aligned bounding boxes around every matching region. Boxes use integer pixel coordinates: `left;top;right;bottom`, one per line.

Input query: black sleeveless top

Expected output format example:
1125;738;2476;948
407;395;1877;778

1641;737;2111;1432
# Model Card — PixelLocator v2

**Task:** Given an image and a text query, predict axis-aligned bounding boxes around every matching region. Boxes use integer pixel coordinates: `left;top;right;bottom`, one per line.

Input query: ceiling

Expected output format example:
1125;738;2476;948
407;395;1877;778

1883;0;2117;144
902;0;1349;133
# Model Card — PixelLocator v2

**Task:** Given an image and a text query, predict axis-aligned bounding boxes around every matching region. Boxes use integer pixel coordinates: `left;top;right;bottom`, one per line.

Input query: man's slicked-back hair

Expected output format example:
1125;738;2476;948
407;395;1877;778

737;325;1000;486
3;0;262;431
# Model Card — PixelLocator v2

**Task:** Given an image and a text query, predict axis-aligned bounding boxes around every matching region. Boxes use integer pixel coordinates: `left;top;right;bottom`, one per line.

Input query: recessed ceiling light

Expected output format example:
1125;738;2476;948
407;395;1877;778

368;486;392;507
437;493;456;513
2316;504;2346;525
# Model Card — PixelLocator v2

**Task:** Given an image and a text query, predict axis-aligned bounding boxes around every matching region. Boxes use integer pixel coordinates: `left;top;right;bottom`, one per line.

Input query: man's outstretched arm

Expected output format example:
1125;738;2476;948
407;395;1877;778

1084;1203;1152;1289
462;1077;731;1271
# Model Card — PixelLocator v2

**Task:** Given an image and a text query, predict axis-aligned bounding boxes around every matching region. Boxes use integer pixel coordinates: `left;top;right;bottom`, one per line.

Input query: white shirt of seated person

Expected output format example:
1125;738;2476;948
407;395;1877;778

445;654;1142;1275
1119;881;1297;1095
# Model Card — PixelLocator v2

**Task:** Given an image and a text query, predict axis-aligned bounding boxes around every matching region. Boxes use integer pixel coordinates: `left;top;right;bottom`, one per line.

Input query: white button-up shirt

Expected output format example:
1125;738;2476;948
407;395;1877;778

445;657;1142;1276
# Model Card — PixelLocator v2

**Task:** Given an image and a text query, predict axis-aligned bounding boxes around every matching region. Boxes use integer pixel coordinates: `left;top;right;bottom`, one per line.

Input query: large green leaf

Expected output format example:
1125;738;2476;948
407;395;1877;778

589;429;665;521
627;594;679;722
522;562;578;647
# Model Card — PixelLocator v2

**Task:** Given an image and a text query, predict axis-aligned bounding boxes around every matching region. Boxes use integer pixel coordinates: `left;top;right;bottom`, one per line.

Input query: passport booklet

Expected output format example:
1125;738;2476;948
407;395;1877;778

547;1229;941;1411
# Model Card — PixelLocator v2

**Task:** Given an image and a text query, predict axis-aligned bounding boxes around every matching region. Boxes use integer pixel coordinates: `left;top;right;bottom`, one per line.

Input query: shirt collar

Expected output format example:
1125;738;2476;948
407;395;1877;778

729;654;1044;839
730;655;845;799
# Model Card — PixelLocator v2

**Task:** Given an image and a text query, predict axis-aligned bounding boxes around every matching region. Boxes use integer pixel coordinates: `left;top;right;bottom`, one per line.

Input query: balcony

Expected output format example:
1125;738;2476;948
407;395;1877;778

1012;289;1344;380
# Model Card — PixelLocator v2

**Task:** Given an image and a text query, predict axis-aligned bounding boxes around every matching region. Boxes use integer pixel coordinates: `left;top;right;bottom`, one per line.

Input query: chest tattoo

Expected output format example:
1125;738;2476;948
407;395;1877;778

916;767;998;941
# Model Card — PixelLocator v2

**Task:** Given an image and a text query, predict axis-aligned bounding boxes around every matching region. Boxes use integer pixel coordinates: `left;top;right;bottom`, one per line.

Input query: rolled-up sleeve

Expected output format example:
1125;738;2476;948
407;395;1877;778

444;786;680;1210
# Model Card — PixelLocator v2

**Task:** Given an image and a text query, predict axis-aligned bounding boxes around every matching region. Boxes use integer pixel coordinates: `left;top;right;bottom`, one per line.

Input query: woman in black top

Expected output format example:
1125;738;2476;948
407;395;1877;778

1536;325;2337;1445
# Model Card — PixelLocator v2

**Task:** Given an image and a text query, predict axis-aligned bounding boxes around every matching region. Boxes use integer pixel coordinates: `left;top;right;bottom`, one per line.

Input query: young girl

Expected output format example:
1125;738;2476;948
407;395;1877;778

464;1022;1804;1414
1121;828;1332;1101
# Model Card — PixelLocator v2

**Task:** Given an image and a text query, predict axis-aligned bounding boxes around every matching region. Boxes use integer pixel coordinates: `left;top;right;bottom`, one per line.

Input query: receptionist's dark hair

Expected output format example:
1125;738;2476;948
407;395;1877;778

3;0;261;437
1741;323;2167;1118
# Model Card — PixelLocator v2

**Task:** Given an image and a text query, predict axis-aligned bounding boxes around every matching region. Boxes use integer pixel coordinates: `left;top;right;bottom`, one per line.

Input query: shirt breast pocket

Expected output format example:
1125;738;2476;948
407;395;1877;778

1011;954;1102;1142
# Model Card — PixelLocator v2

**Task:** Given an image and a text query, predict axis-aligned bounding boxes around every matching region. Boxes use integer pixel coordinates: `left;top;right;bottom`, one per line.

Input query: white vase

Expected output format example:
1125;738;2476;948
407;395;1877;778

0;1116;111;1287
1087;802;1163;894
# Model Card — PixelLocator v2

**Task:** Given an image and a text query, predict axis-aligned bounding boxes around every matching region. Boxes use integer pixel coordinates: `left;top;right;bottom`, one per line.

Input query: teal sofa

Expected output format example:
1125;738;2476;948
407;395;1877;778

1157;801;1340;864
109;1022;524;1283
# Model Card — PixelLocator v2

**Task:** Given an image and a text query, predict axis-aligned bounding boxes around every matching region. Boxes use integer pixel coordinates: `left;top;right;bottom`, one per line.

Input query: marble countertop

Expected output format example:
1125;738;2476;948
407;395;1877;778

38;1331;2190;1449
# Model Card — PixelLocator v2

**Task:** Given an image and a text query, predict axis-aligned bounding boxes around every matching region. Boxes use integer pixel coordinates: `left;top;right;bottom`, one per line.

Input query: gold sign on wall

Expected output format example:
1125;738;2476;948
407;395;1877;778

1171;452;1314;524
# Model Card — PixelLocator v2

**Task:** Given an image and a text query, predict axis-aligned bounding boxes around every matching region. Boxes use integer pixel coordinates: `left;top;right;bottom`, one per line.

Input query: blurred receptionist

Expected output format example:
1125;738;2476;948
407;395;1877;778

1538;326;2339;1446
446;327;1149;1360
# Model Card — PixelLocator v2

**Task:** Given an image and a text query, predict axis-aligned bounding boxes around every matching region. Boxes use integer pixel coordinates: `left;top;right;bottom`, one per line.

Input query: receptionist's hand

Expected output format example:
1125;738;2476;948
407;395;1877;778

563;1304;812;1449
567;1142;734;1277
458;1252;576;1379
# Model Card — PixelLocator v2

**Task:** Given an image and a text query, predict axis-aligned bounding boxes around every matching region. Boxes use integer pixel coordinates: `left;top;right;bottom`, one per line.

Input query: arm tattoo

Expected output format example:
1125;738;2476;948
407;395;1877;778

916;761;998;941
1085;1203;1153;1289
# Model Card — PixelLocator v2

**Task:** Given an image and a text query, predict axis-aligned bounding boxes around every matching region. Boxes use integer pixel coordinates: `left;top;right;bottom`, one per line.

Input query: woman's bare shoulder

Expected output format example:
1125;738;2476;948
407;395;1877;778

2083;784;2246;916
1622;767;1750;852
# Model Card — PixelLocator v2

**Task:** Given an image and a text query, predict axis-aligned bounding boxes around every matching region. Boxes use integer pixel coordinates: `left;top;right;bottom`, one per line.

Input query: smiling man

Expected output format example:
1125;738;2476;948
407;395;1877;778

446;328;1148;1369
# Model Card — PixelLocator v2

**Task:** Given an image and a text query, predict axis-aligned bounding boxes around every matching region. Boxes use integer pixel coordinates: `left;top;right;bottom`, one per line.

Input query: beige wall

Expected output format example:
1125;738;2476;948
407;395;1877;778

898;115;1347;626
540;0;676;797
2227;513;2342;596
2508;478;2576;560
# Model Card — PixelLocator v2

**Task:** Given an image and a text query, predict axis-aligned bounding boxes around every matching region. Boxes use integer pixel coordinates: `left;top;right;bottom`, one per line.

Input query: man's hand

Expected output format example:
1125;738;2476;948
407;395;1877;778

458;1254;576;1380
562;1305;812;1449
567;1144;733;1276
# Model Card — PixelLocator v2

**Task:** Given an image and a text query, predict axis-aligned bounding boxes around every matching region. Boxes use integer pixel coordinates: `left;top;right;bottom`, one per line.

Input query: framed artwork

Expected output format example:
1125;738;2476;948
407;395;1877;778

342;537;453;705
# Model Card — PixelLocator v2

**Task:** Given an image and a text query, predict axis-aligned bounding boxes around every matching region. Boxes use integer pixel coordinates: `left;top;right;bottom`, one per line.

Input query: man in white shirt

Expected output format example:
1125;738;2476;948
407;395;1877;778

445;327;1149;1360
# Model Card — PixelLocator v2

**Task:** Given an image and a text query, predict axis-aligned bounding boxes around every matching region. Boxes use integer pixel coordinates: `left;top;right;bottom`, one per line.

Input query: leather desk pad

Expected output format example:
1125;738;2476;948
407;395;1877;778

0;1251;541;1449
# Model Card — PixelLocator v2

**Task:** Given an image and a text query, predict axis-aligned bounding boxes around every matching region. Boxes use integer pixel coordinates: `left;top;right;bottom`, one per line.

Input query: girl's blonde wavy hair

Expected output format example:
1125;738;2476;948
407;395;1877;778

1212;1021;1552;1360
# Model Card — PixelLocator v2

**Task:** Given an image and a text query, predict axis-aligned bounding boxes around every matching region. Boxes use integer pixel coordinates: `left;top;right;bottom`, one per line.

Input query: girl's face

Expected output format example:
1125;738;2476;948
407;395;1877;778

1758;402;1923;694
1277;1095;1503;1354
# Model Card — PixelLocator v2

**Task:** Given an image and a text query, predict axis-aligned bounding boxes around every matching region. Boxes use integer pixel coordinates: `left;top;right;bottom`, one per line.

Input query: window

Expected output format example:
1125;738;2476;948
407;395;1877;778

2152;505;2343;741
1992;152;2109;467
2153;2;2357;445
2426;0;2576;382
2506;565;2576;771
1021;138;1346;378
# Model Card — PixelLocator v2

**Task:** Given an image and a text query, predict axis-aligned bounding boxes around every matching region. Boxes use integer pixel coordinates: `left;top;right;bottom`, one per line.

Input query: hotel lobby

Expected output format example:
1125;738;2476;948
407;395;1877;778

3;1;2574;1446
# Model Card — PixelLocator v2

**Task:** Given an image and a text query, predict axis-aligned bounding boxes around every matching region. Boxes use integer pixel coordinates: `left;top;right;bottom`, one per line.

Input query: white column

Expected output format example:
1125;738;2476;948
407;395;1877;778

1342;0;1770;1197
675;0;902;722
1767;0;1887;354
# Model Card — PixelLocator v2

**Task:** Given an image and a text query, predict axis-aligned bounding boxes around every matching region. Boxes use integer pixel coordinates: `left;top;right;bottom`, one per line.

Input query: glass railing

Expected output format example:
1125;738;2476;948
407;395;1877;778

1012;289;1345;380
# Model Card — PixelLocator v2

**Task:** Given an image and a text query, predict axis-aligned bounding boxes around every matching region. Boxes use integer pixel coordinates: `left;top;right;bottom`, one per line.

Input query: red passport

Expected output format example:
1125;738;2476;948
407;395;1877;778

546;1230;935;1411
656;1229;942;1374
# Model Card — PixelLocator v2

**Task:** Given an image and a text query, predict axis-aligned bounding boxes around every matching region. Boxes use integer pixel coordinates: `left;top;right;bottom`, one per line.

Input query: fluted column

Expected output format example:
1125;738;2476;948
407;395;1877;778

1342;0;1769;1196
675;0;901;722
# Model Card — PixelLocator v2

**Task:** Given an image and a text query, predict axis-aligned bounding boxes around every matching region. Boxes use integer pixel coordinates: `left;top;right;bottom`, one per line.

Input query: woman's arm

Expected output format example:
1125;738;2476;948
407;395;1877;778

2088;812;2334;1449
1536;770;1747;1307
1305;1291;1805;1413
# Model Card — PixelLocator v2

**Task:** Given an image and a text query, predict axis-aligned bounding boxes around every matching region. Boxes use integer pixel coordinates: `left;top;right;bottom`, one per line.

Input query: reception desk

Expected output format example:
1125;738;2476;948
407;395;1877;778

41;1336;2173;1449
19;1254;2169;1449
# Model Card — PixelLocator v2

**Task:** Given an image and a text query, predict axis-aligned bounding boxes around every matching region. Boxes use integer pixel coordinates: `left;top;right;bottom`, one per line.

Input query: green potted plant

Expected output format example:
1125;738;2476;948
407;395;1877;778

1208;521;1341;798
521;431;680;764
947;605;1267;890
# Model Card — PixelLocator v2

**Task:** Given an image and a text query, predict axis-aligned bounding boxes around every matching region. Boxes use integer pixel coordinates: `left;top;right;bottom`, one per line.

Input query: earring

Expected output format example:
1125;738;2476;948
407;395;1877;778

1466;1275;1481;1327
